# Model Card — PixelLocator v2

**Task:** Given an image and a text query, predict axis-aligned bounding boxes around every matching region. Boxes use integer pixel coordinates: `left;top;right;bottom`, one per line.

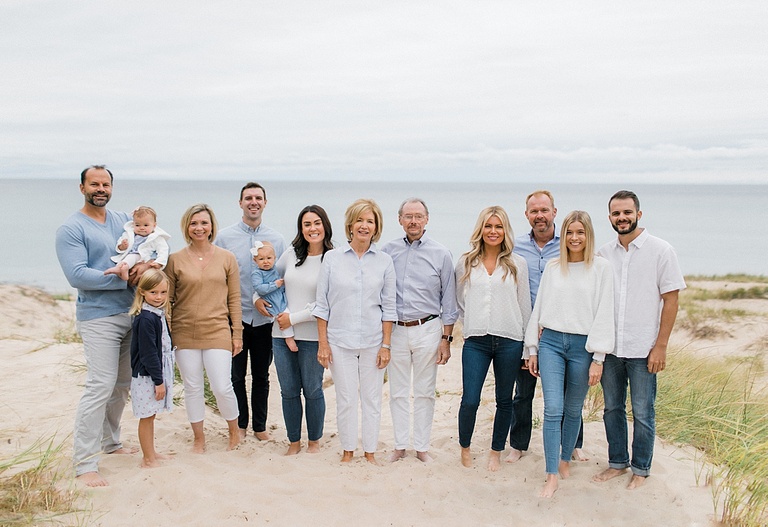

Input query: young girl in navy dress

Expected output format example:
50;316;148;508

130;269;175;468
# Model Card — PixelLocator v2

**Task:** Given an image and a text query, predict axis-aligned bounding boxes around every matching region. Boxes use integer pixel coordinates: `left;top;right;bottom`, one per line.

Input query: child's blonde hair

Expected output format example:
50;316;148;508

130;269;170;315
133;205;157;221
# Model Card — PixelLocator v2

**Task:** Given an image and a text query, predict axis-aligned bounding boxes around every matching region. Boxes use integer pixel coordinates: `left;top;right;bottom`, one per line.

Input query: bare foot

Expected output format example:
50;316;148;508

227;432;241;451
341;450;354;463
108;446;139;455
460;446;472;468
488;450;502;472
558;460;570;479
254;430;272;441
539;474;559;498
390;449;407;462
76;472;109;487
627;474;648;490
416;451;433;463
572;448;589;461
192;438;206;454
140;458;163;468
364;452;381;466
285;442;301;456
505;448;523;464
592;467;628;483
238;428;247;440
307;440;320;454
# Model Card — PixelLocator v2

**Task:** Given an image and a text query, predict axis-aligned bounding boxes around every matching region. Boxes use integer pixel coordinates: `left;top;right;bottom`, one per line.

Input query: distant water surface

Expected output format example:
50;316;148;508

3;179;765;292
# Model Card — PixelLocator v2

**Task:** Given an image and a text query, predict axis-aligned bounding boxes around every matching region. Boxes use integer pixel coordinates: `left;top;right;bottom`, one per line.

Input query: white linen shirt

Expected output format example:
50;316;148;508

455;253;531;341
598;229;686;359
313;243;397;350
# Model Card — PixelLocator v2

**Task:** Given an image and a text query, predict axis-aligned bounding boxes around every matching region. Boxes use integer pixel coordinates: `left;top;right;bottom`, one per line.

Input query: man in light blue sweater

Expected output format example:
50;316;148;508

55;165;145;486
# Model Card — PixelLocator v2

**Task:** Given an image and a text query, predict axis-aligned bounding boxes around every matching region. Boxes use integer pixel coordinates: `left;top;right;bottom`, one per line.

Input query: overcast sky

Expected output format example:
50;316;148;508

2;1;766;183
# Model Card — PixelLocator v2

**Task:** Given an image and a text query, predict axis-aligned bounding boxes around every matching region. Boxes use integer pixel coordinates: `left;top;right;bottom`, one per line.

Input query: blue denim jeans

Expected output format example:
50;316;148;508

537;329;591;474
601;354;656;476
458;335;522;451
272;338;326;443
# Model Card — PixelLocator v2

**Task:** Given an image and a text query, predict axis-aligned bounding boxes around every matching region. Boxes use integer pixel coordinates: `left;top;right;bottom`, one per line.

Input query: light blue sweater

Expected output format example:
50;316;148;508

55;210;134;321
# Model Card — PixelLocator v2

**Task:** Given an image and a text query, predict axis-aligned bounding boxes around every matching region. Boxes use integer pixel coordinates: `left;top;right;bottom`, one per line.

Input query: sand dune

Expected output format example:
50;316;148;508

0;284;726;526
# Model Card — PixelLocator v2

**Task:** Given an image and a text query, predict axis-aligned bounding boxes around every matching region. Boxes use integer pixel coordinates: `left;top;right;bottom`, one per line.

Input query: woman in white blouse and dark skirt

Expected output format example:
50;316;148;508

525;210;614;498
314;199;397;465
455;206;531;471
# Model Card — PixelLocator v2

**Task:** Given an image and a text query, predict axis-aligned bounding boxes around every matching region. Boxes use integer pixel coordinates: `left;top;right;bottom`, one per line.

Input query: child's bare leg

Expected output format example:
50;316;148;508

285;336;299;352
138;415;161;468
191;420;206;453
103;262;129;280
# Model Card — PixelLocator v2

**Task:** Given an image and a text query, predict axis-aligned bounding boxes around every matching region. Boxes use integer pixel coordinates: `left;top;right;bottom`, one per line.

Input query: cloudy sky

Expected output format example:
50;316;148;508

2;1;766;183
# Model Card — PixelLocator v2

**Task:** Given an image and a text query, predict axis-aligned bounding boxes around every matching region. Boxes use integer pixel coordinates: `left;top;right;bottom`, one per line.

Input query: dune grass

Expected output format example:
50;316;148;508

656;350;768;526
0;437;90;526
686;274;768;284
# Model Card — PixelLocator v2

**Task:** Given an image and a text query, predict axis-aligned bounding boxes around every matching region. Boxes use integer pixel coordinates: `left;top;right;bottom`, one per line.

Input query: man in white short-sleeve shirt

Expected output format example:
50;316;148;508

593;190;686;490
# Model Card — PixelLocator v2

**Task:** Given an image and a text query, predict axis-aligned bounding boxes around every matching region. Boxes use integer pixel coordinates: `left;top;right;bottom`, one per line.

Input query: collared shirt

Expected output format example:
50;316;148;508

513;228;560;308
313;242;397;350
380;233;458;325
598;229;686;359
215;221;286;326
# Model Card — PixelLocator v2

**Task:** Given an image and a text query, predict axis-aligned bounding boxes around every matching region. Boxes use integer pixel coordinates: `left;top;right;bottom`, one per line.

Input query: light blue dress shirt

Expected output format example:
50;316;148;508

313;243;397;349
513;228;560;308
380;233;458;325
215;221;286;326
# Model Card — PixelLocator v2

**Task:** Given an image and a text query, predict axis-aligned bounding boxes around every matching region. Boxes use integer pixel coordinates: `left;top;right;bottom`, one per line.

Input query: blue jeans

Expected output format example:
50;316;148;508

272;338;326;443
538;329;591;474
458;335;522;451
601;354;656;476
509;367;584;450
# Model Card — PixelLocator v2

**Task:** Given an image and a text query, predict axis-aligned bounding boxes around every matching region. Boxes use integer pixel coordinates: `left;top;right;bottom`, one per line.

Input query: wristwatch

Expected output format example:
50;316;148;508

441;335;453;342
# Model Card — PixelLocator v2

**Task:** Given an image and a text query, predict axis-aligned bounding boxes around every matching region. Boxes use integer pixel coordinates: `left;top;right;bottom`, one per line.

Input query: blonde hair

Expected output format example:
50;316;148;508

557;210;595;274
133;206;157;221
180;203;218;244
130;269;170;315
459;206;518;284
525;190;555;210
344;198;383;243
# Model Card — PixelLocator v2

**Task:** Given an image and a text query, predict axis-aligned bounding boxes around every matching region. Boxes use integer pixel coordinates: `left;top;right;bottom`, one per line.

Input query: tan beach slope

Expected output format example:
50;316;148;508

5;282;762;526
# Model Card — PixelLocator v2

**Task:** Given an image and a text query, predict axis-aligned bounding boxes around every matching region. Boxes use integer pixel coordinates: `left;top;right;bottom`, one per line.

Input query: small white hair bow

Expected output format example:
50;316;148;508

249;240;265;257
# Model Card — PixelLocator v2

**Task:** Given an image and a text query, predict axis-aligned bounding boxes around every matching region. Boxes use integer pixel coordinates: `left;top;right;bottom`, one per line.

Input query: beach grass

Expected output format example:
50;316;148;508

686;274;768;284
656;349;768;526
0;437;90;526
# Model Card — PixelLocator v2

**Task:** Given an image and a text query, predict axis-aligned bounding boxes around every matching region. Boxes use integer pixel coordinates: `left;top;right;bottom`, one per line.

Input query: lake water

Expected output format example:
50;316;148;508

3;179;766;292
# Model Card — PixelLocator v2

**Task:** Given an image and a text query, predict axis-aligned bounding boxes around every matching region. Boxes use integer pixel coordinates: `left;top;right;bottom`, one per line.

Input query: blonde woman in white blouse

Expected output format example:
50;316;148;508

455;206;531;472
525;210;614;498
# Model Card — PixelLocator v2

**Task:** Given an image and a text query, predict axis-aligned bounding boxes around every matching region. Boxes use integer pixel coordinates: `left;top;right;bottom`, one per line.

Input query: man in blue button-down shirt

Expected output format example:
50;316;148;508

382;198;458;463
216;182;286;440
507;190;571;463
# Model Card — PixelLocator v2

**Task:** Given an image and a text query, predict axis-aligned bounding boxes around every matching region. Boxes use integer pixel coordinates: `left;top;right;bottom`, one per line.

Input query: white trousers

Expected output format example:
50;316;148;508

176;348;239;423
328;344;385;453
388;317;442;451
74;314;132;475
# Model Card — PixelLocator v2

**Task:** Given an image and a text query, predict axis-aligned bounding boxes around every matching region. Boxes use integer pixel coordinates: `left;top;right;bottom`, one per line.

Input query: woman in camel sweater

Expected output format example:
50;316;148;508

165;203;243;453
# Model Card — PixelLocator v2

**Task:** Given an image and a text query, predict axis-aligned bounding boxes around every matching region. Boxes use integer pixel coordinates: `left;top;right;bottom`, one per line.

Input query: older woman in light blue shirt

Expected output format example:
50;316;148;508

314;198;397;465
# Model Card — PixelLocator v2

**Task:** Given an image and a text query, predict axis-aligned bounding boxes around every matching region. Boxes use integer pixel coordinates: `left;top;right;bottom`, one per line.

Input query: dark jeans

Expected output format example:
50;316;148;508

509;366;584;451
458;335;522;451
233;322;273;432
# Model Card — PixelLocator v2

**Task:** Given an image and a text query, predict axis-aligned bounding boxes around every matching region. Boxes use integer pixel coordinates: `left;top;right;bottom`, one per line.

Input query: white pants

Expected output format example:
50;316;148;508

74;314;132;475
176;348;239;423
388;317;442;451
328;344;385;453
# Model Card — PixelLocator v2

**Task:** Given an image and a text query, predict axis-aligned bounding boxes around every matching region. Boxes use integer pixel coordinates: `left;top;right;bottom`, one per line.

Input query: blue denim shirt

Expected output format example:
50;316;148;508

513;228;560;308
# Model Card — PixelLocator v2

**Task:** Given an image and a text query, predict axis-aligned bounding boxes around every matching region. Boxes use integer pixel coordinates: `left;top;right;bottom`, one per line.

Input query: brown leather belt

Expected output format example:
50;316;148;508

396;314;439;327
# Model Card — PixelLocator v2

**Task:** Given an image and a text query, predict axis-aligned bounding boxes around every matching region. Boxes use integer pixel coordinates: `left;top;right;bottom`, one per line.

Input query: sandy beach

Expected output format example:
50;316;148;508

3;280;765;526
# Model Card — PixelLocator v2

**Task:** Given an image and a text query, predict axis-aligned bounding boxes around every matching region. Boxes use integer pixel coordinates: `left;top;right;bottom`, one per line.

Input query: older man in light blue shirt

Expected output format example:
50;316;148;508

382;198;458;463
